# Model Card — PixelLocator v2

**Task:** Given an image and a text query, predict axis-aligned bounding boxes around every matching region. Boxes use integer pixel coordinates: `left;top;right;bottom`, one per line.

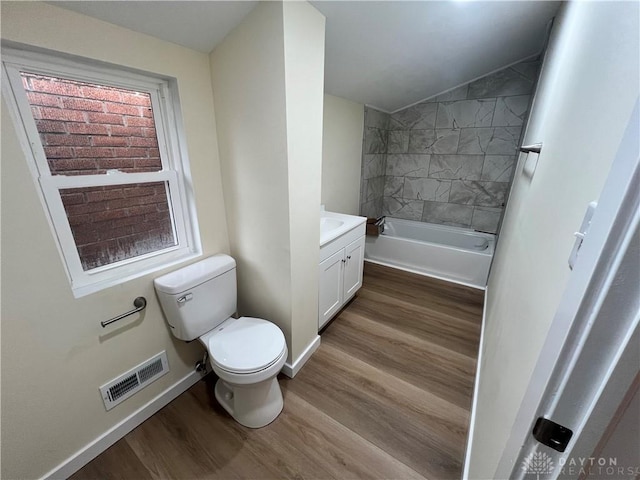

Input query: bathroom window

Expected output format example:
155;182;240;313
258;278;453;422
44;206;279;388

2;48;201;297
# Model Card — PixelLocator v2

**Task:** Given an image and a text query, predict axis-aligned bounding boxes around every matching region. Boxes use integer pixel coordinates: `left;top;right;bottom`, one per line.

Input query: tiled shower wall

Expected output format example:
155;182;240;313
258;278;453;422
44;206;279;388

360;108;390;219
359;58;539;234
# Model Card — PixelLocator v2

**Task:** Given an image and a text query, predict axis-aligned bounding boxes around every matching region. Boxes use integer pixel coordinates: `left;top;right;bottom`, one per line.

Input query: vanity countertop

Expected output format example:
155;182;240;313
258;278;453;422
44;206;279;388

320;210;366;247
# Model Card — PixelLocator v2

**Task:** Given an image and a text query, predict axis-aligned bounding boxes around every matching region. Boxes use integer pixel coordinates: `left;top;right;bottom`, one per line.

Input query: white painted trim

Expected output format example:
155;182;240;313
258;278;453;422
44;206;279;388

462;286;489;480
1;46;202;298
282;335;321;378
40;370;203;480
364;258;486;291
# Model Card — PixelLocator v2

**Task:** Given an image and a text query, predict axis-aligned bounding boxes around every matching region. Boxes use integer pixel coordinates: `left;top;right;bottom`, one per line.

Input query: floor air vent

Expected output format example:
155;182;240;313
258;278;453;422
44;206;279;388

99;351;169;411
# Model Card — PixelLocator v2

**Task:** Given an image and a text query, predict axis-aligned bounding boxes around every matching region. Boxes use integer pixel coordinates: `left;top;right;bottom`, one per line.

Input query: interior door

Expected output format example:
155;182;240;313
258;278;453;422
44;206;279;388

495;101;640;479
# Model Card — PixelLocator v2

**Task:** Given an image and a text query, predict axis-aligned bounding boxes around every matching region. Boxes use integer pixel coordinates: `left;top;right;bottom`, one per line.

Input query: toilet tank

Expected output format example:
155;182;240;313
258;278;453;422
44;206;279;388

154;254;237;341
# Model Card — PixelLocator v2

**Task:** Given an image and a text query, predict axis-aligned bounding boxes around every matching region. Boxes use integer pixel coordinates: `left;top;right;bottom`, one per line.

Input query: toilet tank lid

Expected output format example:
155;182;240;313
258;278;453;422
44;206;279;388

154;254;236;295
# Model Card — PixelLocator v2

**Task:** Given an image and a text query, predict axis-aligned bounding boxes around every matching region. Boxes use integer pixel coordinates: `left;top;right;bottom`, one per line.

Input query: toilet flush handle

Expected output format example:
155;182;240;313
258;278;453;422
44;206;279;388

177;293;193;304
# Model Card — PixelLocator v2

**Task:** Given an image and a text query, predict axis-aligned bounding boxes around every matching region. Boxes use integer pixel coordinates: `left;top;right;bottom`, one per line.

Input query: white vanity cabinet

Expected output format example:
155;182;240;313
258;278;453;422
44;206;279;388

318;214;366;330
342;236;365;299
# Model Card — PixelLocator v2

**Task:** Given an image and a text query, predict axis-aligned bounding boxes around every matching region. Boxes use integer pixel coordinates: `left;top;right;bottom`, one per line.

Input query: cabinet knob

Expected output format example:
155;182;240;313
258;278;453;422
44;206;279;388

347;255;351;260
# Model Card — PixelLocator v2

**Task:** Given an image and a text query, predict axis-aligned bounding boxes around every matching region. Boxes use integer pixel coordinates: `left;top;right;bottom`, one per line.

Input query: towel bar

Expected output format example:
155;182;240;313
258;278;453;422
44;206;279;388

101;297;147;328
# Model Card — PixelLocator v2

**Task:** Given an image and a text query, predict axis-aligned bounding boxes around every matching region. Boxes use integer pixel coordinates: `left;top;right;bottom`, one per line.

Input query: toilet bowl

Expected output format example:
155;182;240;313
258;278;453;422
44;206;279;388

153;255;288;428
200;316;287;428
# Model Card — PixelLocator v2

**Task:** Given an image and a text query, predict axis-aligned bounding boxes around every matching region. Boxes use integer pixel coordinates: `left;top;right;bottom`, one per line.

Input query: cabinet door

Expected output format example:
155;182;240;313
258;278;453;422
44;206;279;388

343;235;365;301
318;249;344;329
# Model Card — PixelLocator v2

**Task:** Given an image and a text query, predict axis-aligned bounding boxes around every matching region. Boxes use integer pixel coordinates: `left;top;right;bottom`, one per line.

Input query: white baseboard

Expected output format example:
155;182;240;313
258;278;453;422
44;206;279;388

41;370;203;480
462;286;489;480
282;334;321;378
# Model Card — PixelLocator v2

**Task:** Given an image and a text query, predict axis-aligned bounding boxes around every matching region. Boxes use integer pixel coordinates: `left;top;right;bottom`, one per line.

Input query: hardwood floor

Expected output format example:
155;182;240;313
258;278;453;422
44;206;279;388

72;262;484;480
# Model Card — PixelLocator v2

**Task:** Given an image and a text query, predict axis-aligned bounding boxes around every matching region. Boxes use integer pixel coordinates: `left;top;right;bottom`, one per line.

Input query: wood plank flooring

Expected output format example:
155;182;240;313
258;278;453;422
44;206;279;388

72;262;484;480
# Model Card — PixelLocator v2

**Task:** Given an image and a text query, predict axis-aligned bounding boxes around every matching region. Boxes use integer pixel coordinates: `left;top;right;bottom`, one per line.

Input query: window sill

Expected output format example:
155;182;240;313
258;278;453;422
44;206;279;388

71;250;202;298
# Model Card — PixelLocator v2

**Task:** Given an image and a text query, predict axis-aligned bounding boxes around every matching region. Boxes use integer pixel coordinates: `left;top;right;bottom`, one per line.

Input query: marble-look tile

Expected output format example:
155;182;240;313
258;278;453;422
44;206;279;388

487;127;522;155
365;176;385;201
422;201;473;227
382;197;424;221
373;196;384;216
408;129;460;154
449;180;508;207
362;154;386;179
389;103;438;130
384;176;404;197
403;177;451;202
481;155;516;182
386;154;430;177
365;107;390;129
360;197;383;219
458;127;520;155
510;59;541;82
428;85;469;103
435;99;496;129
360;179;368;205
472;206;503;233
467;67;535;99
457;128;490;154
387;130;410;153
429;154;484;180
364;127;387;154
492;95;530;127
359;59;540;229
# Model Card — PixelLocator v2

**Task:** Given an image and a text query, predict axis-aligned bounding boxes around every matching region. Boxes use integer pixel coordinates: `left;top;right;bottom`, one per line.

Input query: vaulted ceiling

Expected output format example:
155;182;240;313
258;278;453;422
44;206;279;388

52;1;561;112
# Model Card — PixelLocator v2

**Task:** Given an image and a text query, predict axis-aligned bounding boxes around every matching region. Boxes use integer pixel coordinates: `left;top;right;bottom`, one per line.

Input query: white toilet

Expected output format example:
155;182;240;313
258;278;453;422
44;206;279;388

153;254;287;428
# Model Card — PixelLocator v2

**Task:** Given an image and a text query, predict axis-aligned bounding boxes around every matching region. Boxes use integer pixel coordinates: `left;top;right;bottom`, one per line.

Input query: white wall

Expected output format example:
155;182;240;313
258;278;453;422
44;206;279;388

209;2;292;346
210;1;325;363
0;3;229;479
283;2;326;358
321;94;364;215
468;2;640;478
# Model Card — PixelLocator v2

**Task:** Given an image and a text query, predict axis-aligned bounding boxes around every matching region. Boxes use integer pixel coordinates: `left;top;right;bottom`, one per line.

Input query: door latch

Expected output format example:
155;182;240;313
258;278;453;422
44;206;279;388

568;201;597;270
532;417;573;452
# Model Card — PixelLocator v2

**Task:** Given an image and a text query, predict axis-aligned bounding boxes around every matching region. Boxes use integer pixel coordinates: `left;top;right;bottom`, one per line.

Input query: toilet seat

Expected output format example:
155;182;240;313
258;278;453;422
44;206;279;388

207;317;286;374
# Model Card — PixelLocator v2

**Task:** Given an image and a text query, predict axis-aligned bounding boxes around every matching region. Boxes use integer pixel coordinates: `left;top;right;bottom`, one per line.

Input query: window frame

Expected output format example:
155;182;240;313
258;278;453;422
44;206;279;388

2;46;202;297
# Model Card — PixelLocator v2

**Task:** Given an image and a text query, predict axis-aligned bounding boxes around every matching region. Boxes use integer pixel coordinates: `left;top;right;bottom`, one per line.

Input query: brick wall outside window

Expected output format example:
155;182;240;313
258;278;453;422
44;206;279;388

22;72;175;271
22;73;161;175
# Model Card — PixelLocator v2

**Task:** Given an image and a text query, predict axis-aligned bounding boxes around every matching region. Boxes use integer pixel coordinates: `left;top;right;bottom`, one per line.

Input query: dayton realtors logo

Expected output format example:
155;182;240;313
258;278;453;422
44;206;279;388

558;457;640;477
522;451;554;480
522;453;640;478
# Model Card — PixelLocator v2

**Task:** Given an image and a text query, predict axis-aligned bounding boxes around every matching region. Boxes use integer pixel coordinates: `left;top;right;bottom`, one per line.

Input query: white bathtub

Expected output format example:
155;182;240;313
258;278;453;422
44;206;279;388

364;217;495;289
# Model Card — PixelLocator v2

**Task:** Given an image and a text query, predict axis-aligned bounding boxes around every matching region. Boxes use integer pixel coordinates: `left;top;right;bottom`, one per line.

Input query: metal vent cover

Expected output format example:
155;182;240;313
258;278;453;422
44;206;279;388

99;351;169;411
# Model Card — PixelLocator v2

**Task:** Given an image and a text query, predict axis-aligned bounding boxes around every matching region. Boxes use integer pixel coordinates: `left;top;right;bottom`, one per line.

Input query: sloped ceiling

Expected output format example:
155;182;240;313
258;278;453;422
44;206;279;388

312;1;560;112
51;1;561;112
50;1;258;53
